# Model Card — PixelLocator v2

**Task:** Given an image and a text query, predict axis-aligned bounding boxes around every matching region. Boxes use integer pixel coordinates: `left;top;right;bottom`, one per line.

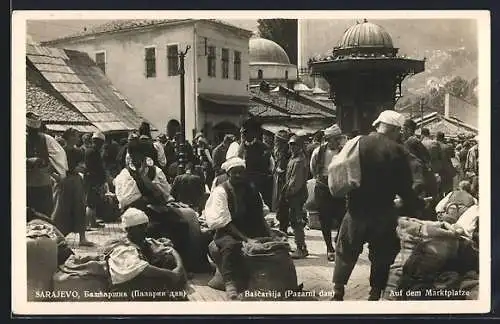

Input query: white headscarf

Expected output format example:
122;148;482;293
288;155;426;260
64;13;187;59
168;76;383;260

221;157;246;173
121;208;149;229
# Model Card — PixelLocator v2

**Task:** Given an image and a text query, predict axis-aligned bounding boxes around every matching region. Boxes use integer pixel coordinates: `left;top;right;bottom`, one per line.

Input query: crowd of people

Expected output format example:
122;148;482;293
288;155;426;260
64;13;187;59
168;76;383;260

26;106;480;301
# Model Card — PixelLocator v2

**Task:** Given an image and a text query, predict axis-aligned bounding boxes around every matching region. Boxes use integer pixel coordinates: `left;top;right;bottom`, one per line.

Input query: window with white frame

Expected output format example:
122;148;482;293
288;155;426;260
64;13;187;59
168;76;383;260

207;46;216;77
145;47;156;78
95;52;106;74
234;50;241;80
167;44;179;76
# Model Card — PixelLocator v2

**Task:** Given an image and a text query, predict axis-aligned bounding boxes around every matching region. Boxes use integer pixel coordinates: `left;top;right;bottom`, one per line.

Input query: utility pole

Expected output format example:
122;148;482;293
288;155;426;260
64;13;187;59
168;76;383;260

177;45;191;168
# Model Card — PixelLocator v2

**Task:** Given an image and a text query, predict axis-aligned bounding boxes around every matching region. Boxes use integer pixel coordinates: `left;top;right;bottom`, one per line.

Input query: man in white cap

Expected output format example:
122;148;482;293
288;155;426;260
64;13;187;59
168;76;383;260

331;110;425;301
310;124;346;262
83;131;107;229
26;112;68;216
203;156;271;300
105;207;187;300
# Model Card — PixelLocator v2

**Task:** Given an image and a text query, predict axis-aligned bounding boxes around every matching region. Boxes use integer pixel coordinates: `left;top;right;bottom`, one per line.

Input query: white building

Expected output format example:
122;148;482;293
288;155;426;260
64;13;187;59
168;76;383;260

248;37;297;88
43;19;253;141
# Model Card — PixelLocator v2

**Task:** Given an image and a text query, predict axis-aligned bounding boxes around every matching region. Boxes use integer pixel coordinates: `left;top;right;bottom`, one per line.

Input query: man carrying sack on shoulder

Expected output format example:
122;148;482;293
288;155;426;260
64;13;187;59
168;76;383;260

330;110;425;301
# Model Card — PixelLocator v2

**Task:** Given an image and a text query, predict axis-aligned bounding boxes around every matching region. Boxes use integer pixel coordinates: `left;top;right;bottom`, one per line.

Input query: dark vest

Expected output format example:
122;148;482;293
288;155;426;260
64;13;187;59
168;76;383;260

314;143;329;185
240;141;270;176
26;133;51;187
218;181;268;239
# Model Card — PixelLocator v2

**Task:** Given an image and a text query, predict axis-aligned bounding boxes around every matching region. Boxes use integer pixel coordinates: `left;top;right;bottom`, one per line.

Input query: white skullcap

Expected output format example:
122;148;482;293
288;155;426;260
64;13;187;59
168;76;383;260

372;110;405;128
221;157;246;172
121;208;149;229
225;141;240;160
324;124;342;137
92;131;106;141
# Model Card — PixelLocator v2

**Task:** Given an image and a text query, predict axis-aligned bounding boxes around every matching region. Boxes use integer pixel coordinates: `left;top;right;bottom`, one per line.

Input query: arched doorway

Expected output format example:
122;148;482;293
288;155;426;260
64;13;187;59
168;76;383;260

213;121;239;144
166;119;181;139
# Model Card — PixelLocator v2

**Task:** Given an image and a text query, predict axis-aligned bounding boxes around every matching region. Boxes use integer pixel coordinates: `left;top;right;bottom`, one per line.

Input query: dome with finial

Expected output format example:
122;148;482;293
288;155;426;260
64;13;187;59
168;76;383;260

250;37;291;65
337;19;394;49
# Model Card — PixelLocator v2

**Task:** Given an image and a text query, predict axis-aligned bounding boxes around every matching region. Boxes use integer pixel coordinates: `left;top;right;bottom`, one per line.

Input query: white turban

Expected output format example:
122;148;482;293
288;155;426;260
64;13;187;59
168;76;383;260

372;110;405;128
92;131;106;141
226;141;240;160
221;157;246;172
324;124;342;137
121;208;149;229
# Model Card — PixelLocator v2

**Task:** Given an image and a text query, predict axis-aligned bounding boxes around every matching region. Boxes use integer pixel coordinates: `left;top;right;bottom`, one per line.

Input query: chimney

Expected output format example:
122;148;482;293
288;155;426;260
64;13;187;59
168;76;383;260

444;93;450;118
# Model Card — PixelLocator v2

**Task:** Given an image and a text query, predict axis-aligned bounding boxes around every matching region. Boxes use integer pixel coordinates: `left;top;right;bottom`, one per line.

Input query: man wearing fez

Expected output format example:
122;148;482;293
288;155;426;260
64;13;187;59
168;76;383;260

26;112;68;216
237;118;274;207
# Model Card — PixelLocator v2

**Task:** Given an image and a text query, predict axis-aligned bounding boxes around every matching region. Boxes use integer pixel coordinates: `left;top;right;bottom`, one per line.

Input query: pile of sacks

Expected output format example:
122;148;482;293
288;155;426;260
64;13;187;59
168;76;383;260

383;217;479;301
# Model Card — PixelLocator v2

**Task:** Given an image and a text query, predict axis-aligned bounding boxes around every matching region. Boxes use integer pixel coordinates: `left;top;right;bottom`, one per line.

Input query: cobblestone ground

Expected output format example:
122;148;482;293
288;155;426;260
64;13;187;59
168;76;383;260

66;217;372;301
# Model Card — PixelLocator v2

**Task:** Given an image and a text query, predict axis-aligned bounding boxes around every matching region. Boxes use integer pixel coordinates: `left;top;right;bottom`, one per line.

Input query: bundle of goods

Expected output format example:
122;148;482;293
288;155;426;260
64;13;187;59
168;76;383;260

27;222;58;301
53;254;110;301
241;230;298;301
105;238;188;301
28;218;73;266
304;179;321;230
383;217;460;300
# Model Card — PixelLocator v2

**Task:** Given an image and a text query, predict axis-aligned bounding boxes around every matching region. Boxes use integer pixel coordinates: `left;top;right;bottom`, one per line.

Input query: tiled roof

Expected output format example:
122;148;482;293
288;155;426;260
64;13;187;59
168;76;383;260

250;87;335;118
43;19;252;44
26;44;151;132
248;99;290;118
26;78;89;124
414;113;477;137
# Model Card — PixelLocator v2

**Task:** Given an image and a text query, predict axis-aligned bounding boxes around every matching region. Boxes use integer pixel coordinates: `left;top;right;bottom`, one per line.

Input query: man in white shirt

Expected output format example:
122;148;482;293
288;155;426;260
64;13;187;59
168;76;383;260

203;157;271;300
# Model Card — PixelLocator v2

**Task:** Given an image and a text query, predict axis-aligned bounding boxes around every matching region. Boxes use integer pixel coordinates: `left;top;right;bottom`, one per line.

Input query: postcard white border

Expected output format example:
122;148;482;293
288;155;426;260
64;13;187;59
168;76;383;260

12;10;491;315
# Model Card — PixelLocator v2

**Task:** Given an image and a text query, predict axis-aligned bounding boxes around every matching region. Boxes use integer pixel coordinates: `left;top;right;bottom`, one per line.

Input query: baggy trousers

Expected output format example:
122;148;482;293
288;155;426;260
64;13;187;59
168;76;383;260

288;194;307;248
332;211;400;291
214;235;247;289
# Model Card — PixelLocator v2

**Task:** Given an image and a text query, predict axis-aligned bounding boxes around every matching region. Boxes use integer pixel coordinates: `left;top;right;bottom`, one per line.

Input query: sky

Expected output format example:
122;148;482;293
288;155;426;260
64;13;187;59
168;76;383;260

26;19;258;43
299;19;478;68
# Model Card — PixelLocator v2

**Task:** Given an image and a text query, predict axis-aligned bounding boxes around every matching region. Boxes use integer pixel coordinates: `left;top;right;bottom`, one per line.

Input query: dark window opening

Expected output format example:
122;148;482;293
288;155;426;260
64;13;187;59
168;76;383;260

207;46;216;77
167;45;179;76
95;52;106;74
145;47;156;78
221;48;229;79
234;50;241;80
258;69;263;79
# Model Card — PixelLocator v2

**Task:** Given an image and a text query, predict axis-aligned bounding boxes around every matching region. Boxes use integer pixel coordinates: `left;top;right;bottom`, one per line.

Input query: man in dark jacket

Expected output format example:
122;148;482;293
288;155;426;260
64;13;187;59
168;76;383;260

170;162;206;213
436;131;457;197
332;110;425;301
237;118;274;207
212;134;235;175
84;132;108;229
284;135;310;259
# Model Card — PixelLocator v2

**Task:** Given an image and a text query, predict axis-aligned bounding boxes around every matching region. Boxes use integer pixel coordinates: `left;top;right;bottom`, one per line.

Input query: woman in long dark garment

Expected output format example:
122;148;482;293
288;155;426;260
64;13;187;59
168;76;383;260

52;128;94;246
272;130;291;232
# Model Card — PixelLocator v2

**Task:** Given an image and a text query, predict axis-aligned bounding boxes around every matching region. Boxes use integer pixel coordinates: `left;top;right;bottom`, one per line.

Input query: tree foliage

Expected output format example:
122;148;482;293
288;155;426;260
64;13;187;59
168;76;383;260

257;19;298;65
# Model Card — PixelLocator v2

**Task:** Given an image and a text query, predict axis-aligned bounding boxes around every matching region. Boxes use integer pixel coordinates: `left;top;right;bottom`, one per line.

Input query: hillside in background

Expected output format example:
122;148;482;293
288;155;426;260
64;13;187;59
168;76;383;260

299;19;478;115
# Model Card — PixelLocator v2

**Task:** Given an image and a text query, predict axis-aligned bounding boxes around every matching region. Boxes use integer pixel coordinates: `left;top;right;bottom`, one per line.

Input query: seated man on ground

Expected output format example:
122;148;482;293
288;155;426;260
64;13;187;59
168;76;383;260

203;157;272;300
435;180;477;224
105;208;187;301
113;137;198;273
